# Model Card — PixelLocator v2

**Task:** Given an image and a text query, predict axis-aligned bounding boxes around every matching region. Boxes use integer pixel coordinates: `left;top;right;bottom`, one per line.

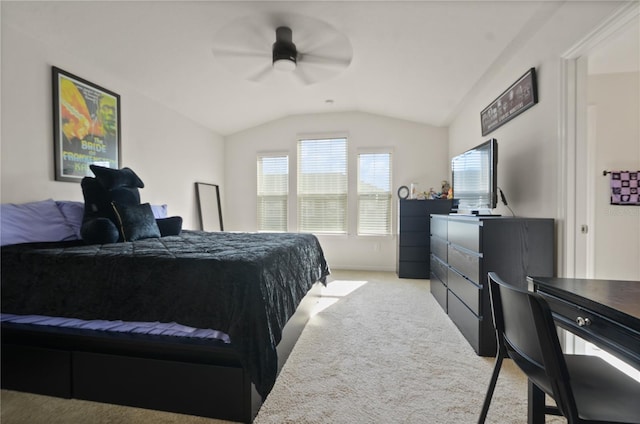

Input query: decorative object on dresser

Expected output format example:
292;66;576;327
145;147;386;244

430;215;554;356
397;185;410;200
396;199;452;279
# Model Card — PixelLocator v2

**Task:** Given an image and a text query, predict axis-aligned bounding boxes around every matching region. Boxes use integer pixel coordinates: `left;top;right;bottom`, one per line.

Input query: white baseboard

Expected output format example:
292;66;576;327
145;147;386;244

328;265;396;273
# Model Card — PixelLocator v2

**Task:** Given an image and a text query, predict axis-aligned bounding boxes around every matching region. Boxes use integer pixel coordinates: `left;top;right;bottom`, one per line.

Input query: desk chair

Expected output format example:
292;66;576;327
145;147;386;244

478;272;640;424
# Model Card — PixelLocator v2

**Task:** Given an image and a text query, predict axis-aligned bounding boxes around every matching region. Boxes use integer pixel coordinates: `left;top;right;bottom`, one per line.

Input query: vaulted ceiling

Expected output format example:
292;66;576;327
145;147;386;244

0;1;610;136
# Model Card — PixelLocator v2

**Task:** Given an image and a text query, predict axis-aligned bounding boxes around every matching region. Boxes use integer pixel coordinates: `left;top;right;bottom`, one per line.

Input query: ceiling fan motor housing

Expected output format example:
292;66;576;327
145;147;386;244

273;26;297;67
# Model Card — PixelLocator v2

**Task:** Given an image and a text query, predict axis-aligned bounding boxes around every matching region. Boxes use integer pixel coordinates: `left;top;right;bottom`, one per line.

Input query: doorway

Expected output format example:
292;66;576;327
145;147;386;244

560;3;639;279
559;3;639;380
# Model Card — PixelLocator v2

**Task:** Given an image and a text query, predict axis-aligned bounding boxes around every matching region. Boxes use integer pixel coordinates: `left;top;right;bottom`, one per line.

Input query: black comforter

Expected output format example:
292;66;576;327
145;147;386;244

1;230;330;398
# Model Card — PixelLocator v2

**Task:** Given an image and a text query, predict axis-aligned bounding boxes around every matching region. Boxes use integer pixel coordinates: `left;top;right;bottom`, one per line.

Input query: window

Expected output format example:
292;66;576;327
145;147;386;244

257;154;288;232
297;137;347;233
357;152;392;235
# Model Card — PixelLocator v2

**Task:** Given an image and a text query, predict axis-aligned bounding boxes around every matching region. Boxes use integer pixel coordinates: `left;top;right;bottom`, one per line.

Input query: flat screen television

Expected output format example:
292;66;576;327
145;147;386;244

451;138;498;214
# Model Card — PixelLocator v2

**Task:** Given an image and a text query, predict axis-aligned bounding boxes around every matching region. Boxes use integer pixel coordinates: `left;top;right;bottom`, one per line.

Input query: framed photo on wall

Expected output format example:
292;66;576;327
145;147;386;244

480;67;538;136
52;66;121;182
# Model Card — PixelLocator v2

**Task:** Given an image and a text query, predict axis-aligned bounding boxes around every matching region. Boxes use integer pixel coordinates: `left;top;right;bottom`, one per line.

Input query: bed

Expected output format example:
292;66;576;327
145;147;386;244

0;200;330;423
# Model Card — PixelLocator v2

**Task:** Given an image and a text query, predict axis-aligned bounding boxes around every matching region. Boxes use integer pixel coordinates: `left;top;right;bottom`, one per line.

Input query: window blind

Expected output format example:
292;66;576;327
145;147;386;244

257;154;288;232
357;152;392;235
297;138;348;233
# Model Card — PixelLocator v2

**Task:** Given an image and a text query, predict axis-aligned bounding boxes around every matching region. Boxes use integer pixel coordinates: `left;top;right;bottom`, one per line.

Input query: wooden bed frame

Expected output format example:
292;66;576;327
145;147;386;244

1;283;322;423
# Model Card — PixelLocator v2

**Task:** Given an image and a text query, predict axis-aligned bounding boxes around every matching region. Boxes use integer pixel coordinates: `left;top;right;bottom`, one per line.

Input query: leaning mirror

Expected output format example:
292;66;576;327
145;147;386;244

195;182;223;231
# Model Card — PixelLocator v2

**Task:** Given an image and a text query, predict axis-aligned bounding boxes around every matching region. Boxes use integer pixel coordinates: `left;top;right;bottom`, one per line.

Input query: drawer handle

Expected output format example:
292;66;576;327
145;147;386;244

576;316;592;327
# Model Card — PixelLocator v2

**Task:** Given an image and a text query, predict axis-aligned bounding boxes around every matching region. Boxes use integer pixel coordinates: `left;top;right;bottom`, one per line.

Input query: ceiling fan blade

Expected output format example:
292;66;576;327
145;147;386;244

299;53;351;69
247;63;273;82
295;31;341;55
293;65;314;85
211;47;270;60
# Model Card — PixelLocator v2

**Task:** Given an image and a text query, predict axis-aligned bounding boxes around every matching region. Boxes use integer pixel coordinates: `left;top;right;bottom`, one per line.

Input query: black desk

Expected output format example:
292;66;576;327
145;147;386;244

527;276;640;424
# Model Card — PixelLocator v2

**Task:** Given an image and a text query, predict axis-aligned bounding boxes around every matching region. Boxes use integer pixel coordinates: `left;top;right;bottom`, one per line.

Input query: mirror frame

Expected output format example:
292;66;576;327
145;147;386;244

195;182;223;231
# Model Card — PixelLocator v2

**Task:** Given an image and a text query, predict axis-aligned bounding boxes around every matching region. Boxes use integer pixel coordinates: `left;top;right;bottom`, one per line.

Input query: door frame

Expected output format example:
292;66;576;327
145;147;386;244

558;2;639;278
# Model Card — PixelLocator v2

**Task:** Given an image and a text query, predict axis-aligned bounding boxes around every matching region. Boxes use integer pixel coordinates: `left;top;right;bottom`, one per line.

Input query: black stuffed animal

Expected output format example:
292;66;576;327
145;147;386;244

80;165;182;244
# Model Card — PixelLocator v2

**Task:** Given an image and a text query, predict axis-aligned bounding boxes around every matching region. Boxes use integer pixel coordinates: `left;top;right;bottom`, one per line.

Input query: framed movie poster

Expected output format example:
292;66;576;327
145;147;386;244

52;67;121;182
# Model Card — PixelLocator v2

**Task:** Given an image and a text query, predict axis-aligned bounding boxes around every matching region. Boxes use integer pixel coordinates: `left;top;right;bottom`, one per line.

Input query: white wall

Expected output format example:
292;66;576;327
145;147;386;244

589;72;640;280
225;112;449;271
2;1;630;274
449;1;624;222
449;2;619;218
0;25;224;230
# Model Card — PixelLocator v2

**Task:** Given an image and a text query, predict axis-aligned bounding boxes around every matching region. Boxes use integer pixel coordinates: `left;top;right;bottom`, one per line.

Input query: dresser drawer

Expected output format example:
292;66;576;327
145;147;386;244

430;236;448;261
398;261;428;279
399;246;428;262
448;267;482;316
400;216;429;232
431;216;448;239
430;273;447;312
399;231;428;247
448;220;480;252
430;255;448;285
538;291;640;367
448;291;480;352
447;245;480;284
400;200;428;216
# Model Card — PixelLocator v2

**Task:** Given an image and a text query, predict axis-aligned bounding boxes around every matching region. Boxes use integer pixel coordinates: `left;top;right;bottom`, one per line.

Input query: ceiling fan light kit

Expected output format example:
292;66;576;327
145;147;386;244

273;58;296;71
272;26;297;71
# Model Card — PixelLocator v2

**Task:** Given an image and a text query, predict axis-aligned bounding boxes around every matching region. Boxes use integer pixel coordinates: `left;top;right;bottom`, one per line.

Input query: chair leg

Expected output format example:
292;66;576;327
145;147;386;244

478;353;504;424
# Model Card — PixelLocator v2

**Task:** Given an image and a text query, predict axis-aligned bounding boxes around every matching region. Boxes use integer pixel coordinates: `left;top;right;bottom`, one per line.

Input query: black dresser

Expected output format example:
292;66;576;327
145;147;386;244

430;215;554;356
396;199;452;279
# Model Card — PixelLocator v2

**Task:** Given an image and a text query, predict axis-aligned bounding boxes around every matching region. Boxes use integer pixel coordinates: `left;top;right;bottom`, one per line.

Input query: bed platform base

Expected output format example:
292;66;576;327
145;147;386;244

1;283;322;423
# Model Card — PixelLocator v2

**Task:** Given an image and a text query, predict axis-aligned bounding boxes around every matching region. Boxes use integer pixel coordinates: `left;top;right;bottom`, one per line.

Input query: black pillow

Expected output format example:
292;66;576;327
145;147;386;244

112;202;160;242
91;165;145;190
80;217;120;245
156;216;183;237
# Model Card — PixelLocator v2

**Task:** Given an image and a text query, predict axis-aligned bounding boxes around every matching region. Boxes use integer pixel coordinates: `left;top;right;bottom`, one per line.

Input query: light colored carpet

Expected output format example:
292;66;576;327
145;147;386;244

255;270;564;424
1;270;565;423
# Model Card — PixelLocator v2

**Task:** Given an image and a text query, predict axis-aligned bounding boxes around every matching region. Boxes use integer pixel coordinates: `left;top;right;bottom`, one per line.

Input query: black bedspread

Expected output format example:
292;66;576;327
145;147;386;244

1;230;330;398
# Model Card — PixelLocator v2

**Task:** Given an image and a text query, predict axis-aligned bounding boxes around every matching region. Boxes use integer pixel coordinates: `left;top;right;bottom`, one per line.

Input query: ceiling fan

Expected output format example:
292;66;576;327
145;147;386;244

211;14;353;85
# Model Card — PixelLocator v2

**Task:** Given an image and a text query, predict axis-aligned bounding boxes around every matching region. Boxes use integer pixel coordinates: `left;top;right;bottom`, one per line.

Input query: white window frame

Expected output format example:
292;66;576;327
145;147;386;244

297;136;348;235
257;152;289;232
357;148;393;236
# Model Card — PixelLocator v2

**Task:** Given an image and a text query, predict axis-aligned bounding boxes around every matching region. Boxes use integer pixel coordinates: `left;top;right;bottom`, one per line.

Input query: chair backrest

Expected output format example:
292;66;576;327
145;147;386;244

487;272;579;419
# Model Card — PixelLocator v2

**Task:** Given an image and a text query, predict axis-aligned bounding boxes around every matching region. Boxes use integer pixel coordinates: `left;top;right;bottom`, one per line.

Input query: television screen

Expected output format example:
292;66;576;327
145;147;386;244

451;139;497;212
